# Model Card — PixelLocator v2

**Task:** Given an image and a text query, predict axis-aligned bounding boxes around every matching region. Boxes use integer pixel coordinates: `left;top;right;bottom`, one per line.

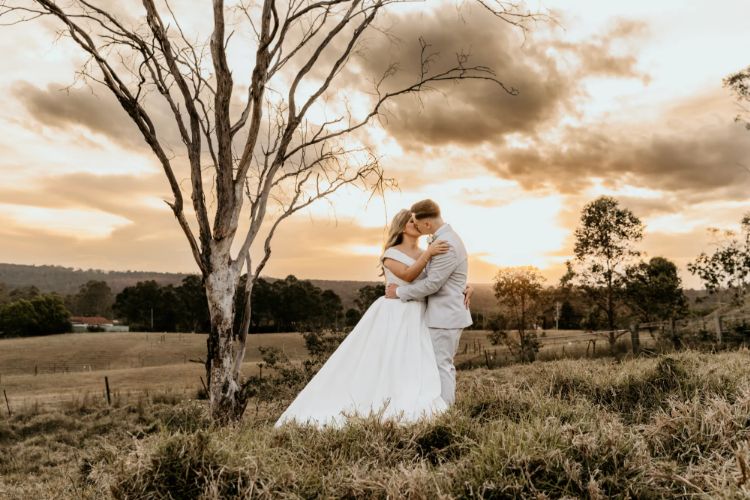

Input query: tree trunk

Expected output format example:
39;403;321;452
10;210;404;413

608;330;616;352
630;323;640;355
607;268;616;353
203;247;245;423
670;317;682;350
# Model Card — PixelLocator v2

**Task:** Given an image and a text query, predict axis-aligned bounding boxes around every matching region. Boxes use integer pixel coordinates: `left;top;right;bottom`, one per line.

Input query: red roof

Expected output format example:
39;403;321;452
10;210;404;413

70;316;112;325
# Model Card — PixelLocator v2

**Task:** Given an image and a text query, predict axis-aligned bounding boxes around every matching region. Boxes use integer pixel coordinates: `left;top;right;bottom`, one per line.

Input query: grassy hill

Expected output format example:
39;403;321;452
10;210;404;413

1;350;749;498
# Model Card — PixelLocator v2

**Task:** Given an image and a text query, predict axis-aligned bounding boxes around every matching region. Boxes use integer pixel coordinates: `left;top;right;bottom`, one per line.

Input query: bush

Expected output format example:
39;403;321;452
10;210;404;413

111;431;251;499
0;295;71;337
0;299;38;337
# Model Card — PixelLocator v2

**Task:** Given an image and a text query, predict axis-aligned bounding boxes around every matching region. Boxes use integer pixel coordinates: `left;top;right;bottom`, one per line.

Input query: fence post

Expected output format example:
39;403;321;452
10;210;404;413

104;376;111;406
3;389;11;417
715;315;723;345
630;323;640;356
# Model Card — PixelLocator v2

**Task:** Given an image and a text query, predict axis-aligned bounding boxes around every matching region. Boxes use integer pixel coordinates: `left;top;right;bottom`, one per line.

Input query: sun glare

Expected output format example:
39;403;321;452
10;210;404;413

0;204;132;239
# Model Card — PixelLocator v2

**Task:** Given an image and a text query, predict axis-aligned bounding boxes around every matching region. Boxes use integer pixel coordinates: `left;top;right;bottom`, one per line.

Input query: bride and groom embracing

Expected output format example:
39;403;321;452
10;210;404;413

275;199;473;428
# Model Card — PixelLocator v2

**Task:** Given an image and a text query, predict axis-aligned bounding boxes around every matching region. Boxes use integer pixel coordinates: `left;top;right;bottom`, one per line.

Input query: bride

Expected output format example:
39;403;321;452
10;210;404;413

274;209;472;428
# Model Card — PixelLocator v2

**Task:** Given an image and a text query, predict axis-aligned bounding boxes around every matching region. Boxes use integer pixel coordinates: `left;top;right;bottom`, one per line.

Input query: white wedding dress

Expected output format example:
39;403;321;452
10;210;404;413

274;247;447;428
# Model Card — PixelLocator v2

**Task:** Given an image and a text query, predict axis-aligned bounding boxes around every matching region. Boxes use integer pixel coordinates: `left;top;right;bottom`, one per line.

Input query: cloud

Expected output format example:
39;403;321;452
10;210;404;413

323;7;650;151
11;81;147;149
489;115;750;199
554;18;650;81
347;7;573;149
0;172;172;217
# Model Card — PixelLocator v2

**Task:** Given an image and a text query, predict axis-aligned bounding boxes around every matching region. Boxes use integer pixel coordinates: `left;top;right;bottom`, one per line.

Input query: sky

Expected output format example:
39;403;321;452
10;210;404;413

0;0;748;287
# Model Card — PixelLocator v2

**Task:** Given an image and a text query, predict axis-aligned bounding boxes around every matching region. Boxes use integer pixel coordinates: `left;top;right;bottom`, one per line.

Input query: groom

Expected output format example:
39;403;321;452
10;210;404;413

385;199;472;405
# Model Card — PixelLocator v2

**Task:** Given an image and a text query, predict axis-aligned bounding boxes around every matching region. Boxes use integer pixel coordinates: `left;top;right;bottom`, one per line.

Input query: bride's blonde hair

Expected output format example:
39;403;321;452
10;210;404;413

379;209;411;275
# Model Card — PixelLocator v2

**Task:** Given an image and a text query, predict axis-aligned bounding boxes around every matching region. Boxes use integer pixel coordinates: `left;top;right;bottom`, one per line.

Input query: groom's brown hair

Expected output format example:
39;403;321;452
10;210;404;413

411;199;441;220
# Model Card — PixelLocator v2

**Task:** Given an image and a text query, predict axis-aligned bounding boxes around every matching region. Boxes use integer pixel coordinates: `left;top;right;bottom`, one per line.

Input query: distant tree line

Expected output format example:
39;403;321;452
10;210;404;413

112;274;385;334
0;272;388;337
0;285;71;338
0;278;121;338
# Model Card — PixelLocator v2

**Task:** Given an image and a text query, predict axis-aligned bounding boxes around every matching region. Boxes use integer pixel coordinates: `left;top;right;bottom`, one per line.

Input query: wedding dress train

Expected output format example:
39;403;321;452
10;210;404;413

274;247;447;428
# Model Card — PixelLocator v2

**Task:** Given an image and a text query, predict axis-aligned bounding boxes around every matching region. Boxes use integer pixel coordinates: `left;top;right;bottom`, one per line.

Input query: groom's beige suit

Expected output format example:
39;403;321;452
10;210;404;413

396;223;472;405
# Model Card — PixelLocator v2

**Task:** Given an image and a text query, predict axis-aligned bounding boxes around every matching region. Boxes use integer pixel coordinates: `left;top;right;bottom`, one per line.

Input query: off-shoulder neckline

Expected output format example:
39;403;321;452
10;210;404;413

384;246;418;262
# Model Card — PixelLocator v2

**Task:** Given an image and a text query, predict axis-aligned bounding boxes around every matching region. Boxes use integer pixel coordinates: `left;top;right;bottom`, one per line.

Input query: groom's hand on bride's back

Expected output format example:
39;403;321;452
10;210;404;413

385;283;399;299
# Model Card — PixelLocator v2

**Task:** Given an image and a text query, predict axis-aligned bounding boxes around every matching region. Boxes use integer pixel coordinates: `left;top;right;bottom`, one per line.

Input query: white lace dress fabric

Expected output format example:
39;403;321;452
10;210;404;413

274;247;447;428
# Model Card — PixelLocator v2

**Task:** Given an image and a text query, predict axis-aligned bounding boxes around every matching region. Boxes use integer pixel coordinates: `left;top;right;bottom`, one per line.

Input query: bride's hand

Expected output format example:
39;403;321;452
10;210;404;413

463;284;473;309
427;240;450;257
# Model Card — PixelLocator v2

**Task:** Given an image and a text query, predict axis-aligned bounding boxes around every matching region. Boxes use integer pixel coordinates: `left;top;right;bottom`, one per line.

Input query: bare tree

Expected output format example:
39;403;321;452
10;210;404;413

0;0;542;422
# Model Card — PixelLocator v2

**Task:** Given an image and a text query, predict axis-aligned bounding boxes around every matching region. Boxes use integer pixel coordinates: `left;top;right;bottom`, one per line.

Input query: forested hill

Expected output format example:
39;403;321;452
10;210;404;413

0;263;189;295
0;262;498;313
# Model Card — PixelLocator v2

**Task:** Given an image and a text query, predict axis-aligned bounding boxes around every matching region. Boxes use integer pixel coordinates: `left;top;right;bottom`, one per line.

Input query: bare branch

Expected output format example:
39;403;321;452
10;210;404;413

141;0;213;254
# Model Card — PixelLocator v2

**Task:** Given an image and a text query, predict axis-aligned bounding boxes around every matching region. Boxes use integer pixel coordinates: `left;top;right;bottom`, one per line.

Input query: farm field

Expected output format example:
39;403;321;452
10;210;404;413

0;331;304;409
0;329;645;410
0;331;308;375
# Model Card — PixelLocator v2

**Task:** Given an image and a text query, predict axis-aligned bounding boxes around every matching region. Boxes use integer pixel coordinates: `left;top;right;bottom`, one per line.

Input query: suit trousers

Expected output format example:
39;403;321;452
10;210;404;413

428;327;463;405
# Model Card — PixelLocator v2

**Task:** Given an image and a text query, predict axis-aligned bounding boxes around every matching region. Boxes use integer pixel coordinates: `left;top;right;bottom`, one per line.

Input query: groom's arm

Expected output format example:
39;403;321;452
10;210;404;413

396;247;458;301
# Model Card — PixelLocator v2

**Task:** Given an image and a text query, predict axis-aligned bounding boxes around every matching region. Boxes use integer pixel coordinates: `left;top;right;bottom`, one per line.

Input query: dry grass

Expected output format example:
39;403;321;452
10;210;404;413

3;350;750;498
1;329;649;412
0;329;591;376
456;329;653;368
0;332;308;410
0;392;210;499
0;331;309;376
1;363;252;411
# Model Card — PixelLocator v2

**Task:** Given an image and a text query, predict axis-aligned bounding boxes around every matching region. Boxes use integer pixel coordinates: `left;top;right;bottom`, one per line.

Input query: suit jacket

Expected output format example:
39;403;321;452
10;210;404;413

397;223;473;329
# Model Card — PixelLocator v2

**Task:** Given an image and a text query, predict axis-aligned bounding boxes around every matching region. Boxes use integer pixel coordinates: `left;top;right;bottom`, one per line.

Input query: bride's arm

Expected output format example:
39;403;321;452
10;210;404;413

383;241;450;283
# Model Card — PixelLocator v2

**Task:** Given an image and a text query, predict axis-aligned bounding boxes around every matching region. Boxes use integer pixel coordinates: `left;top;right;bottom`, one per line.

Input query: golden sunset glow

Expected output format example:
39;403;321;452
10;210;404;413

0;0;748;287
